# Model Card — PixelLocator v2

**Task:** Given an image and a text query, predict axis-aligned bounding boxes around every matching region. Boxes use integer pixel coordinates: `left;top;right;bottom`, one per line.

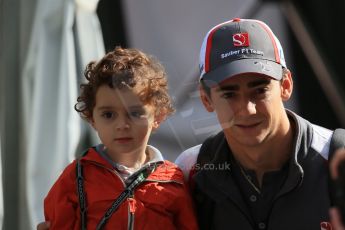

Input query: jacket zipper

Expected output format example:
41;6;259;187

128;191;135;230
88;160;138;230
145;179;183;185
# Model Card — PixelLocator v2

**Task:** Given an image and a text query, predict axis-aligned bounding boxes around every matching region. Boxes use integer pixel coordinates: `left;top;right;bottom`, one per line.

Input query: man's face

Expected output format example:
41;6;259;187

201;74;292;147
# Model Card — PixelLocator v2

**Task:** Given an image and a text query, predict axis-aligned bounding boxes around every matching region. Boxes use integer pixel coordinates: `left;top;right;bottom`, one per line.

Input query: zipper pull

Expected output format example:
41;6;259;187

128;194;136;214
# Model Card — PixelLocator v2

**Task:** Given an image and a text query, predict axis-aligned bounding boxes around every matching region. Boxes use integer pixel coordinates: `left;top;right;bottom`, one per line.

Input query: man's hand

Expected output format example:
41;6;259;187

330;148;345;180
330;148;345;230
330;207;345;230
36;221;50;230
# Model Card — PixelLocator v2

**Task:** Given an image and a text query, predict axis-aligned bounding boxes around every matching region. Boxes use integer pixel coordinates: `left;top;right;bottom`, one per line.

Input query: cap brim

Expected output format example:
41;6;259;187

201;58;283;87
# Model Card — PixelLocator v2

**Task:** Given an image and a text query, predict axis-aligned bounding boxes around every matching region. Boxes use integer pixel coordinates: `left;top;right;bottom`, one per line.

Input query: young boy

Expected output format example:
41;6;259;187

43;47;198;229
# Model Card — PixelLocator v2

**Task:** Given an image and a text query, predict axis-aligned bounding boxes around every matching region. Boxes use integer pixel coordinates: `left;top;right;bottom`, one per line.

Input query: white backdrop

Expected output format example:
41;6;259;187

21;0;104;228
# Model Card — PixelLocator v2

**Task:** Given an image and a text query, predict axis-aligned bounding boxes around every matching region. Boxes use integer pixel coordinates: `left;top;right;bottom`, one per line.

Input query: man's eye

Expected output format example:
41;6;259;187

256;88;266;93
255;87;269;95
101;112;114;119
222;92;236;99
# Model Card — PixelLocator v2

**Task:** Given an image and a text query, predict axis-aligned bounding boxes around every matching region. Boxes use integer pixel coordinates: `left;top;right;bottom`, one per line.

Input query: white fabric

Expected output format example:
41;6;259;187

311;124;333;160
114;145;164;180
21;0;104;228
96;144;165;180
175;144;201;181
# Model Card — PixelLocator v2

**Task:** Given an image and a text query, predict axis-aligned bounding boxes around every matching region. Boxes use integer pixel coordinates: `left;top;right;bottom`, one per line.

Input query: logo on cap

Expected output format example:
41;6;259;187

254;61;272;72
233;33;250;47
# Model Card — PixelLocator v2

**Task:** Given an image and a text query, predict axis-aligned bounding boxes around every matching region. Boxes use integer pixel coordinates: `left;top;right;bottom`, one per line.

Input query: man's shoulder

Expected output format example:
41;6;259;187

290;110;334;160
175;145;202;181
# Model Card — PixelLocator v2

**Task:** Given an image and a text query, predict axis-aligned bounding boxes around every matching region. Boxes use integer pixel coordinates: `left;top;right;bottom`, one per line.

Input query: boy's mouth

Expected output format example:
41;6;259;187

114;137;133;143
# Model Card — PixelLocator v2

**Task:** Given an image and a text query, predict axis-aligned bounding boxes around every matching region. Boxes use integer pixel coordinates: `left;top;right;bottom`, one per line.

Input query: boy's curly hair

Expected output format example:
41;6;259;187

75;46;175;121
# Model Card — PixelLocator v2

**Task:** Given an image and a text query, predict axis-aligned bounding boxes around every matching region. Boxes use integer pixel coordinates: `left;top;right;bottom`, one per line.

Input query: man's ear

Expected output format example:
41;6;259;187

281;69;293;101
199;85;214;112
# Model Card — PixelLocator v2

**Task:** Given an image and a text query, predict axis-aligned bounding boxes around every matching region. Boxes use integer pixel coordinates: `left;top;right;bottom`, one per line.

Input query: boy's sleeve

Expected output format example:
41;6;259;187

44;161;79;229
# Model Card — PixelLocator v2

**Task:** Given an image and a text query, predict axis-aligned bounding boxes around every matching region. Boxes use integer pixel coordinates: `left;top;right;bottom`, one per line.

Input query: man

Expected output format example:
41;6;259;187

175;18;342;230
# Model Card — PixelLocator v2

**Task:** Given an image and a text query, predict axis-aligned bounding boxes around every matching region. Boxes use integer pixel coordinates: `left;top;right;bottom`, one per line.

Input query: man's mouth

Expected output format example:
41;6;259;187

236;122;261;129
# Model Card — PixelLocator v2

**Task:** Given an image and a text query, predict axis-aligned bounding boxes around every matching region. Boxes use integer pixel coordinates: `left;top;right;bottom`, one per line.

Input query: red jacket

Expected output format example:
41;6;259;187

44;148;198;230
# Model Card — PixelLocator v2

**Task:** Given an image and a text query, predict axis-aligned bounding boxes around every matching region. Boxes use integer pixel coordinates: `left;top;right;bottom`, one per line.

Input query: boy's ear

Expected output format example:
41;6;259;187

152;120;160;130
199;86;214;112
152;112;165;130
281;70;293;101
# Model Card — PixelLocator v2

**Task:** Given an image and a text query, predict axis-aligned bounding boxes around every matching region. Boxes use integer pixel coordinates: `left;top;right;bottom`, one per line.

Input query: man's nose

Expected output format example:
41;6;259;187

236;98;256;116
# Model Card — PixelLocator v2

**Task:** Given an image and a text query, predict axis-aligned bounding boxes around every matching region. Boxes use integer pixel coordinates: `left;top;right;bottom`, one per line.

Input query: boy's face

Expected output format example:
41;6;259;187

200;73;292;147
90;85;159;159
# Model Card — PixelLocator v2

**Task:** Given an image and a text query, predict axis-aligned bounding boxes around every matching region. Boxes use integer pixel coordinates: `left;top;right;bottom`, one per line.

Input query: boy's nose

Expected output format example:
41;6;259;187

115;115;130;130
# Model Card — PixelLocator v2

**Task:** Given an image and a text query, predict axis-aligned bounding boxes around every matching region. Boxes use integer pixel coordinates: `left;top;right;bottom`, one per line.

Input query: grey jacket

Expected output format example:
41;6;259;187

176;111;334;230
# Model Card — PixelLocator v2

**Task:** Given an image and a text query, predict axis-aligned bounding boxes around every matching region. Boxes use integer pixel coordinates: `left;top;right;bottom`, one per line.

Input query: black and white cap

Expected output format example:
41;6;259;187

199;18;287;86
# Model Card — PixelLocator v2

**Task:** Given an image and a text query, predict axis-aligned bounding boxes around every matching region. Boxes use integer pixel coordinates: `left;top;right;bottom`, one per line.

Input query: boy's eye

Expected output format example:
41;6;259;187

101;111;114;119
129;110;146;119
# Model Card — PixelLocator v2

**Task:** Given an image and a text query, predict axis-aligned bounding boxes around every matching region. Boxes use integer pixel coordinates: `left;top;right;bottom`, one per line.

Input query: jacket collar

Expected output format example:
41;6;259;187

277;110;313;197
81;147;113;168
82;144;164;168
80;145;183;183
